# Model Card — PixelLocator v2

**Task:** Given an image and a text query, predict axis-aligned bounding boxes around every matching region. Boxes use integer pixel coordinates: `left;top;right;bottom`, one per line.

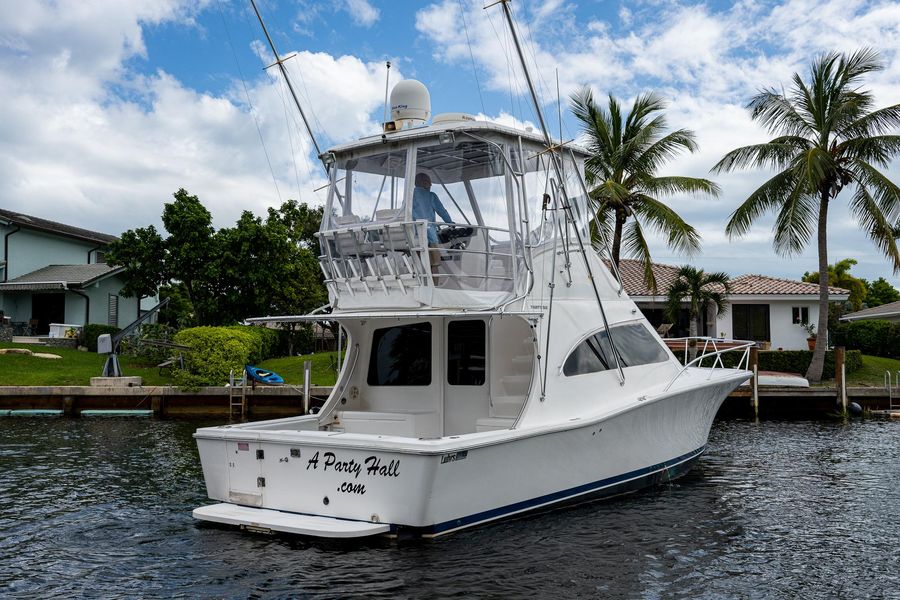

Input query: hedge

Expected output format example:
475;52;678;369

700;349;861;378
832;320;900;359
173;325;281;386
82;324;120;352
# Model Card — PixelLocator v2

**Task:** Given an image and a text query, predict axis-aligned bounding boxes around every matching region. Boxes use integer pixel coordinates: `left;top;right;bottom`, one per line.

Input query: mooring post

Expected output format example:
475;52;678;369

749;347;759;418
303;360;311;415
835;346;846;412
62;395;78;418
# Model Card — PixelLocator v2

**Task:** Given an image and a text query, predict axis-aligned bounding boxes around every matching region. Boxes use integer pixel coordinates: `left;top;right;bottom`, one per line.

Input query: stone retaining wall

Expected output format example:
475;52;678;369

0;325;11;343
45;338;78;349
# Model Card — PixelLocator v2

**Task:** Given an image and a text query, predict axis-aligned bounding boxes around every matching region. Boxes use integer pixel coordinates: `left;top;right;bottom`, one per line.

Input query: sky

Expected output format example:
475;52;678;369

1;0;899;288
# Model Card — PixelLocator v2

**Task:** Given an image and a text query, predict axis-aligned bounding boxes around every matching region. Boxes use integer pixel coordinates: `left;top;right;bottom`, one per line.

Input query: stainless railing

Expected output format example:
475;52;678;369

317;220;523;297
663;337;755;392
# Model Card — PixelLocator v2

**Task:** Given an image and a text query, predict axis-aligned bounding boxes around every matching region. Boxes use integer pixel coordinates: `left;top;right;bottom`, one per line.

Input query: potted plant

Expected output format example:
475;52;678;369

798;322;817;350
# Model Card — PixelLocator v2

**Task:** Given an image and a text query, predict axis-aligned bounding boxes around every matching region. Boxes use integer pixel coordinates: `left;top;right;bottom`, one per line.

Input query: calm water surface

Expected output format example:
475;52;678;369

1;417;898;599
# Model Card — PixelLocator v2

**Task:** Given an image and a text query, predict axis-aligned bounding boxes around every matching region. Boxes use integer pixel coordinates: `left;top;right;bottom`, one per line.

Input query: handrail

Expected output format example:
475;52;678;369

317;342;360;426
663;337;755;392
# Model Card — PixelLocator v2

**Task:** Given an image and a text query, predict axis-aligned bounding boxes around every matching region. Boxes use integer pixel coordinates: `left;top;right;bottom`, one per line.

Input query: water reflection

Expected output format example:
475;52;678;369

1;418;898;598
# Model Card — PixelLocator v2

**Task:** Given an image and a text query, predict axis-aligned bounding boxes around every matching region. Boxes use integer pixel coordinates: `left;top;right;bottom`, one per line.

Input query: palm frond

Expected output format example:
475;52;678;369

848;182;900;272
850;159;900;227
839;104;900;138
639;176;721;197
621;218;658;293
630;129;699;175
725;168;803;239
711;139;810;173
838;135;900;167
630;195;702;255
772;183;817;256
748;89;815;137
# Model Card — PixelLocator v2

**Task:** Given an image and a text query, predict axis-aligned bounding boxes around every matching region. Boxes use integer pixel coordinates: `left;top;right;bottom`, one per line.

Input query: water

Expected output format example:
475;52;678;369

1;417;899;599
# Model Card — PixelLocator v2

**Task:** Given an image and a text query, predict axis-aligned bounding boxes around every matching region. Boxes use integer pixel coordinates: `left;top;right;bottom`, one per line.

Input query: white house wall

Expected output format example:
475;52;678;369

83;276;138;328
717;298;821;350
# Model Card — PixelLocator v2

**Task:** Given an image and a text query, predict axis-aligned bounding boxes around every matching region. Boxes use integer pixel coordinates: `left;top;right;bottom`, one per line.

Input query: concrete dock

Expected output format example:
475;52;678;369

0;384;893;419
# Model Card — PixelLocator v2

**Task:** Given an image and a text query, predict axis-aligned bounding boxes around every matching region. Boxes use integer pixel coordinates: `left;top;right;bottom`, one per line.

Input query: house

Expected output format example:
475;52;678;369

0;208;141;336
612;259;850;350
840;300;900;323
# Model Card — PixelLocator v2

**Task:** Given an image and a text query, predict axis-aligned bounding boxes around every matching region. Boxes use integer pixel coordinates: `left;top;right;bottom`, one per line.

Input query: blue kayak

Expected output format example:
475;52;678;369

245;365;284;385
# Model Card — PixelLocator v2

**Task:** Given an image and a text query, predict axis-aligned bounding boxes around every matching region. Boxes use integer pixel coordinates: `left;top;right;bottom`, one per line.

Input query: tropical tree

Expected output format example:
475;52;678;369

665;266;731;360
866;277;900;307
570;87;720;291
712;49;900;383
802;258;867;310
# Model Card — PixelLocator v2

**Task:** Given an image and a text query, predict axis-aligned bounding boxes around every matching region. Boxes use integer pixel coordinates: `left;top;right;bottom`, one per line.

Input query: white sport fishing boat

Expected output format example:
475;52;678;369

193;2;752;539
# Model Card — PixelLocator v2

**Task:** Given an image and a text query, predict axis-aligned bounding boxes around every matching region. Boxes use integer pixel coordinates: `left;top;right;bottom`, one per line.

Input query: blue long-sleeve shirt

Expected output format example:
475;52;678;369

412;186;452;244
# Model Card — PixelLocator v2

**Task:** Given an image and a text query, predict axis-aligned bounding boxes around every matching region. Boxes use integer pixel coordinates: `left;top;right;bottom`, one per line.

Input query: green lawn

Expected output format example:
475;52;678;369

0;342;342;387
843;354;900;387
257;351;342;387
0;342;175;386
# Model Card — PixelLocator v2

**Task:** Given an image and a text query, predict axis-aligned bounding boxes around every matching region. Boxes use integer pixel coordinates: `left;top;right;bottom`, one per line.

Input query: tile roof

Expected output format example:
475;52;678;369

0;264;123;291
610;259;849;298
840;299;900;321
0;207;118;244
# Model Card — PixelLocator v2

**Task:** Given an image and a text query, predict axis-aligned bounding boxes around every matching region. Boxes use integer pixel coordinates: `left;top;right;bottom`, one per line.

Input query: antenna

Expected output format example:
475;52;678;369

249;0;327;173
382;61;392;130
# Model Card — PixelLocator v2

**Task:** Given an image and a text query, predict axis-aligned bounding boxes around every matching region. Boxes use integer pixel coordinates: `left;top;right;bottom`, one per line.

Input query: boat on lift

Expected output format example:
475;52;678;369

192;1;752;538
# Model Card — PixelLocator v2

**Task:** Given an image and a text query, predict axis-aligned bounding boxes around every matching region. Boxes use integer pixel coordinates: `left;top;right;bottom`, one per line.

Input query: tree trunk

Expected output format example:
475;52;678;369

611;207;625;267
805;191;830;383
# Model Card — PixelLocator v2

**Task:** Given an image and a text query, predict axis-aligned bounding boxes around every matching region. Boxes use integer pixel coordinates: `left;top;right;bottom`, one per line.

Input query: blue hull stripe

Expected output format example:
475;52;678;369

427;445;706;535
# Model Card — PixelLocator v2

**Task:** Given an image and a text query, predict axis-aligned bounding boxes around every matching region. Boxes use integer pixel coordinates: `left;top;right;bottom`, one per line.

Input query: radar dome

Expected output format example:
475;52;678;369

390;80;431;129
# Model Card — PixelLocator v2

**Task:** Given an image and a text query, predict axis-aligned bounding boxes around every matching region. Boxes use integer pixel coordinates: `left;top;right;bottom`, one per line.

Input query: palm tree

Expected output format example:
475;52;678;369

570;87;720;291
665;266;731;360
712;49;900;383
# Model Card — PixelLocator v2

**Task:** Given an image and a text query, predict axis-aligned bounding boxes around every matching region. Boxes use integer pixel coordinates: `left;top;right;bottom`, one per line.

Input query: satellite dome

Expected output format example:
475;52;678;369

390;80;430;129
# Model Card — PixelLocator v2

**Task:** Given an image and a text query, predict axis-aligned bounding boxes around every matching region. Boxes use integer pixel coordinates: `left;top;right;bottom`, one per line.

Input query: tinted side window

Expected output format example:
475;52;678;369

563;323;668;377
367;323;432;386
447;320;486;386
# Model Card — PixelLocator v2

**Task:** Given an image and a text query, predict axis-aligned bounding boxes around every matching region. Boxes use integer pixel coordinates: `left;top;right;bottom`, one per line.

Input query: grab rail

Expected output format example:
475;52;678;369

663;337;755;392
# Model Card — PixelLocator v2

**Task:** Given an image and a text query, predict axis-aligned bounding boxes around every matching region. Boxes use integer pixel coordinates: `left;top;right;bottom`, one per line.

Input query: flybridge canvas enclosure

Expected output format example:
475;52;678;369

317;125;592;310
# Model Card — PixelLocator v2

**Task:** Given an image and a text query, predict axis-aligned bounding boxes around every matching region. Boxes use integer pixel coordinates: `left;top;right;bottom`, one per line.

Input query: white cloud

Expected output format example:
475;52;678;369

342;0;380;27
0;1;402;237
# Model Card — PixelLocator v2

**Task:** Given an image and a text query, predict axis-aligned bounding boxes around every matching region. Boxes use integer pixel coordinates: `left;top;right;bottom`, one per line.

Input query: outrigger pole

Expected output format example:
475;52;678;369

249;0;326;172
491;0;626;385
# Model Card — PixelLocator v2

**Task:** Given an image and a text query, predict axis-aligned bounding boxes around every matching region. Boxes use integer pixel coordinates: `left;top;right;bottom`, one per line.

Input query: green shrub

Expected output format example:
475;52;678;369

82;324;119;352
172;325;281;386
832;320;900;359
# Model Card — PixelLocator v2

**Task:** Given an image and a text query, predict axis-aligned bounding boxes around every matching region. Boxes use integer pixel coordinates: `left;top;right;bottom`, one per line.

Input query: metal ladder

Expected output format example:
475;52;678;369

229;369;247;418
885;371;900;411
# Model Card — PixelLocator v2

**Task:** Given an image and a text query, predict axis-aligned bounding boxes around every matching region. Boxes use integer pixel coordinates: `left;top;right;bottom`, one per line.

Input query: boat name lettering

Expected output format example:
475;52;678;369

337;481;366;495
365;456;400;478
305;451;400;479
440;451;468;464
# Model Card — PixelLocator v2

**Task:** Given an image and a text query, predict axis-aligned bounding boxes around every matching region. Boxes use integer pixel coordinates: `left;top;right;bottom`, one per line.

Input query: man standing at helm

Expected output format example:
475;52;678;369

412;172;453;245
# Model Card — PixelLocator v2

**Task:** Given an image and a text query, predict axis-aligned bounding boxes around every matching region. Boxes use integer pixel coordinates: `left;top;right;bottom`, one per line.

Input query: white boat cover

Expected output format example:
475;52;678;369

193;503;390;538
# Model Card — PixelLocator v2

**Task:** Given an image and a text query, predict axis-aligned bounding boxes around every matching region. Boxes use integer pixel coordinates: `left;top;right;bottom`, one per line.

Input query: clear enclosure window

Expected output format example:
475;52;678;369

414;140;508;231
447;320;486;386
334;149;407;225
367;323;432;386
563;323;668;377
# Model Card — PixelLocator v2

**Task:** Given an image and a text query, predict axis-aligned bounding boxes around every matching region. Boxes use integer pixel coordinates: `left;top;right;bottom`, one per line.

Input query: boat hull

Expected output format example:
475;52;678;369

195;373;739;537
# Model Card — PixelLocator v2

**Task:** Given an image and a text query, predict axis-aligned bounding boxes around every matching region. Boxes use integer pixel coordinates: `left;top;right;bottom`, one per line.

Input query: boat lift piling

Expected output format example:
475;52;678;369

749;347;759;418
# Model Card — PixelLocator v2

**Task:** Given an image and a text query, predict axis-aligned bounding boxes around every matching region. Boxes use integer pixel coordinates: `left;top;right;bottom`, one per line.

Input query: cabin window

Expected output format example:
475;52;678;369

447;320;486;386
367;323;432;386
563;323;668;377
